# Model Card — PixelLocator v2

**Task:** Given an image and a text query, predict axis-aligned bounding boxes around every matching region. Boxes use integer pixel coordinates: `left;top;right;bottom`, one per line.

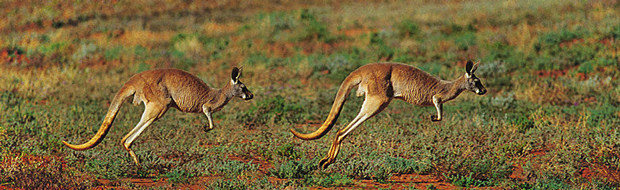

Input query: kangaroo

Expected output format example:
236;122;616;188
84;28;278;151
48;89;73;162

63;67;253;166
290;60;486;169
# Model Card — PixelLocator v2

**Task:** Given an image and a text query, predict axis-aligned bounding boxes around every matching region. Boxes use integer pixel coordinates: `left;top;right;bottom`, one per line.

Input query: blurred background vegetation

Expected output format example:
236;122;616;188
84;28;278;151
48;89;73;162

1;0;619;189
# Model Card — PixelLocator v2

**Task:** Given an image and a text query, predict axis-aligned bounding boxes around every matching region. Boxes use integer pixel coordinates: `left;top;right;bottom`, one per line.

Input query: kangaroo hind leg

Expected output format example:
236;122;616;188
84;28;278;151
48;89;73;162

121;102;169;166
319;95;391;169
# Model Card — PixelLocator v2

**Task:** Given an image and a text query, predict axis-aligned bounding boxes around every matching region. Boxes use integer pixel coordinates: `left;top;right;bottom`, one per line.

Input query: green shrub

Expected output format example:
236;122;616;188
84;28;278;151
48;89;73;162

511;115;535;133
535;27;588;51
213;159;259;178
455;32;477;51
430;148;512;187
579;56;618;75
608;24;620;39
483;42;527;72
270;159;315;179
531;27;596;70
371;166;392;183
564;42;599;66
396;20;420;38
577;60;594;74
244;53;270;66
103;46;123;61
83;156;130;179
291;9;341;43
72;43;99;62
307;173;355;187
311;53;364;81
590;179;620;190
164;168;194;184
440;23;464;36
275;143;302;160
173;160;212;178
256;9;341;43
250;177;279;189
586;105;620;128
207;179;249;190
487;93;517;112
340;155;381;180
383;157;431;175
532;175;572;190
336;153;431;183
499;142;528;157
444;173;494;187
234;95;305;127
256;11;296;39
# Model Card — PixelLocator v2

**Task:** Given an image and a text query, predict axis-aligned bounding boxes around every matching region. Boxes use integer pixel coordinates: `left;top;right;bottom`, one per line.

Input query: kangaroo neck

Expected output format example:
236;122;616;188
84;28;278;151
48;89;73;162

206;82;234;111
437;75;466;102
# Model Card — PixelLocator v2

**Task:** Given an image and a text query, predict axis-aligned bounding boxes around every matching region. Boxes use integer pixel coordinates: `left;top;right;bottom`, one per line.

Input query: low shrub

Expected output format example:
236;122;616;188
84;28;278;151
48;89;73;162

306;173;355;187
233;95;305;127
207;179;249;190
270;159;316;179
396;20;420;38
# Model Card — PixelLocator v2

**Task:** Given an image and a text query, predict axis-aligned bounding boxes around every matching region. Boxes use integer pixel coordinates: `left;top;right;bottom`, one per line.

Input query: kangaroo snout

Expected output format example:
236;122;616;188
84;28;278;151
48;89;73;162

243;92;253;100
477;88;487;95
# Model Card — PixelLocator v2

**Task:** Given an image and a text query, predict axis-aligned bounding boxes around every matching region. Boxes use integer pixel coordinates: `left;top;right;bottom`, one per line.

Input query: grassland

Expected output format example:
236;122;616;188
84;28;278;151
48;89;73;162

1;0;619;189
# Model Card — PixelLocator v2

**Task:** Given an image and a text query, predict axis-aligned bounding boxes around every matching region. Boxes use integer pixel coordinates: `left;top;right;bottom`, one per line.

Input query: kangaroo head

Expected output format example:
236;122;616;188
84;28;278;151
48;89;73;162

230;67;253;100
465;60;487;95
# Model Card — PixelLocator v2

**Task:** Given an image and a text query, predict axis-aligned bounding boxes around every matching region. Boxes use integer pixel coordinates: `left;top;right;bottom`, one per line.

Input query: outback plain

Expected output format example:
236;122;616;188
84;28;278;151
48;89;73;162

1;0;619;189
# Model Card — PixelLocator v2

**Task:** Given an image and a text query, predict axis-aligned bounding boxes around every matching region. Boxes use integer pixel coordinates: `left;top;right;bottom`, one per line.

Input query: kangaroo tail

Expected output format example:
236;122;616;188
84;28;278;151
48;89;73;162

62;85;135;150
290;74;361;140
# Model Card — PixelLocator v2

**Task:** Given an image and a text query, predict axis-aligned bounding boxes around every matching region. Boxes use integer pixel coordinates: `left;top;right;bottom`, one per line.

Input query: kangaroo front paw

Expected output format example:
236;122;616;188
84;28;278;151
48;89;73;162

430;115;442;122
203;126;214;132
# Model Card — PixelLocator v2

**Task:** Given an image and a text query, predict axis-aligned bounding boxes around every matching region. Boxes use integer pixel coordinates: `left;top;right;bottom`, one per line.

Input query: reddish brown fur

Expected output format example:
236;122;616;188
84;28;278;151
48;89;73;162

291;61;486;169
389;63;468;106
126;69;233;113
63;68;252;166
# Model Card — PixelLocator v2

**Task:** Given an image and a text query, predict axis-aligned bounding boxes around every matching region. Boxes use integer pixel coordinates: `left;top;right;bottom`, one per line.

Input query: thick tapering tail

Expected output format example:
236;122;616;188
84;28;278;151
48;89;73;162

290;75;361;140
62;86;134;150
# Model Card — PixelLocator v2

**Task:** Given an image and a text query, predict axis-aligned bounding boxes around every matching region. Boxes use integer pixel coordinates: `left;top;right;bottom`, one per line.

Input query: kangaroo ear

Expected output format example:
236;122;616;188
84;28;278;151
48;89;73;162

465;60;474;75
231;67;241;83
472;61;479;73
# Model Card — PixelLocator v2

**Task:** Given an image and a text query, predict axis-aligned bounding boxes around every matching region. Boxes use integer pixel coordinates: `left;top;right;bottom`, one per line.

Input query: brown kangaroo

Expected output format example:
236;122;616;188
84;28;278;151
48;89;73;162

63;67;253;166
290;61;486;169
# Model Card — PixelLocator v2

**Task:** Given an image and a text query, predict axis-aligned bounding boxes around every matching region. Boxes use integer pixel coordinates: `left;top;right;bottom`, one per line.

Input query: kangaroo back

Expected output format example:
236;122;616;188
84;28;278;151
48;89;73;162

290;74;361;140
62;85;135;150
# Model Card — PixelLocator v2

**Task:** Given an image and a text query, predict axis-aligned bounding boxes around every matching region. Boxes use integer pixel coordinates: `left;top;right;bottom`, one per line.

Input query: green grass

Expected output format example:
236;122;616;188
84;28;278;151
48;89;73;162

2;0;620;189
